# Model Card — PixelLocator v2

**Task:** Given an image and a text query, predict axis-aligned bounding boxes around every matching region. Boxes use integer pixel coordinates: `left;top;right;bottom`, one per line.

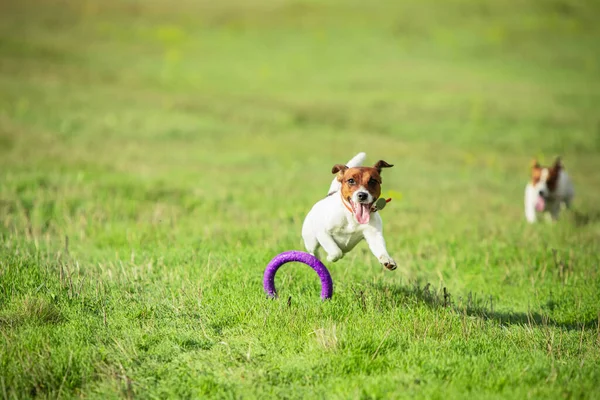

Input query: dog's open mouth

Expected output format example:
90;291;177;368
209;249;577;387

536;195;545;212
350;200;372;224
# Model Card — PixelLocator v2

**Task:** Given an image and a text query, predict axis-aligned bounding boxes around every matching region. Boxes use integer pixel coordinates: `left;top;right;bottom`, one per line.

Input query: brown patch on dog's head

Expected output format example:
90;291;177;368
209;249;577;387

332;160;393;203
530;157;563;192
531;159;542;185
338;167;381;203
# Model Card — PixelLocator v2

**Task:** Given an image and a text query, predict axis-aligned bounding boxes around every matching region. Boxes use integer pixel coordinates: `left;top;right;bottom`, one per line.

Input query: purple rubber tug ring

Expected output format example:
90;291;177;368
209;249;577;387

263;251;333;300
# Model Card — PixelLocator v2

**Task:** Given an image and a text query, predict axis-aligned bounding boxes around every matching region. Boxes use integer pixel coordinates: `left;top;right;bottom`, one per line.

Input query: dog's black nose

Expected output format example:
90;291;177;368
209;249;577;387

539;190;545;196
357;192;368;202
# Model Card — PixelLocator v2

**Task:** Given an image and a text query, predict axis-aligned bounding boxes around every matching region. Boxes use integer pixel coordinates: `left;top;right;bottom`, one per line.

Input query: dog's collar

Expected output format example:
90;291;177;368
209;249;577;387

340;193;354;214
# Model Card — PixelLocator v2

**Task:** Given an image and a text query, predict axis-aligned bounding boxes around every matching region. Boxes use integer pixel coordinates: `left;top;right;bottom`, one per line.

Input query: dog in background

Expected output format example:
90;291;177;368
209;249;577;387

525;157;574;223
302;152;397;270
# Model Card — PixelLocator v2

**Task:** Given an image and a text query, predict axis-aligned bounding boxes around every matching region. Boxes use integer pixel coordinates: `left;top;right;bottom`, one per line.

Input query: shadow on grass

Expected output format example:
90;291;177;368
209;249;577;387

367;282;598;332
571;210;600;227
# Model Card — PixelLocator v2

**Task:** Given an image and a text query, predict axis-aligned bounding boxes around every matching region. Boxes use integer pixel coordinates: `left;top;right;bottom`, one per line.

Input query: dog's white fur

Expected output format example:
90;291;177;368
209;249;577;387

525;165;574;223
302;152;397;270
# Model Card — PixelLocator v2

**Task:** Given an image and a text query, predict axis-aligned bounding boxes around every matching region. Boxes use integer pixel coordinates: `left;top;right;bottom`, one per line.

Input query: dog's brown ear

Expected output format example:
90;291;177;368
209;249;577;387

332;164;348;181
552;157;562;170
332;164;348;174
373;160;393;173
530;159;541;169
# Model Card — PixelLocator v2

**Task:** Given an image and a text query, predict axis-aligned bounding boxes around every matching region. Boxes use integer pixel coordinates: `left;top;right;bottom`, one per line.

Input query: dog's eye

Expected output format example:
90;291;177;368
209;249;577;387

369;178;378;185
347;178;356;185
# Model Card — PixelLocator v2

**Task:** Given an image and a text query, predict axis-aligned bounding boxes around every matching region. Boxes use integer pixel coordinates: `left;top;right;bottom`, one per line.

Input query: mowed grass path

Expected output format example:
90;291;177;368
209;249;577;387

1;0;600;398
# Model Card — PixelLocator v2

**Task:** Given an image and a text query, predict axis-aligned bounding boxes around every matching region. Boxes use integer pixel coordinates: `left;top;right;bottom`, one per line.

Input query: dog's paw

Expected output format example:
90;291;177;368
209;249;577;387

379;256;397;271
326;250;344;263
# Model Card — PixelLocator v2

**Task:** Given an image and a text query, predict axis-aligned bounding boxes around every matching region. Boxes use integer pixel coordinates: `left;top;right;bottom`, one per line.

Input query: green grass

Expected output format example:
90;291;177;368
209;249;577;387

1;0;600;398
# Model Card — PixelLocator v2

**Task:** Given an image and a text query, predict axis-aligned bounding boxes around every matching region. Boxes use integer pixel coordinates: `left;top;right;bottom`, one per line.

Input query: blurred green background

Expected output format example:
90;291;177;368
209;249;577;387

1;0;600;398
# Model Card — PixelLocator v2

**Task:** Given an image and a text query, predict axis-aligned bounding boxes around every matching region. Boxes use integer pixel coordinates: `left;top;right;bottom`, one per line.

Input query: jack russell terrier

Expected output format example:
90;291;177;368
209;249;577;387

302;152;397;271
525;157;574;223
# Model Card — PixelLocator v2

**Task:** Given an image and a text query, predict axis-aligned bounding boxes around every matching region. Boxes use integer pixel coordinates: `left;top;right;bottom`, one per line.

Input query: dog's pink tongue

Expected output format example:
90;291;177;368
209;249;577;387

354;203;371;224
535;196;545;212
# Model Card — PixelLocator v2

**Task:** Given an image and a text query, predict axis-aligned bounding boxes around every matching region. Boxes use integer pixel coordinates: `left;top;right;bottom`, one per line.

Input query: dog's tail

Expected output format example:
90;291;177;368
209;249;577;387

327;152;366;195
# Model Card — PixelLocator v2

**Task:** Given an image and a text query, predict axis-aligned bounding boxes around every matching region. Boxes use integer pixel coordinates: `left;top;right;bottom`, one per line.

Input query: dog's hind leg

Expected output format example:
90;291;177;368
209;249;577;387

548;201;561;221
564;194;573;210
315;232;344;263
302;231;320;257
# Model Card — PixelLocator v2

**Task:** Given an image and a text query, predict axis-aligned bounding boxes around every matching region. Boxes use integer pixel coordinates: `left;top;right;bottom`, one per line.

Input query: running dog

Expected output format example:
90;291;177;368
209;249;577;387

525;157;574;223
302;152;397;270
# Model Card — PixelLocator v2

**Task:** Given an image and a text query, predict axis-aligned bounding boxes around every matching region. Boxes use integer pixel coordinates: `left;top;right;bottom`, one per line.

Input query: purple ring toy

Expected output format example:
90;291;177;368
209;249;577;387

263;251;333;300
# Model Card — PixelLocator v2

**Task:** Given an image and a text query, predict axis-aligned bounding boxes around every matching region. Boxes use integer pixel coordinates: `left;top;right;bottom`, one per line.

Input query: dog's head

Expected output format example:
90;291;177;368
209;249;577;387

332;160;393;224
530;157;562;211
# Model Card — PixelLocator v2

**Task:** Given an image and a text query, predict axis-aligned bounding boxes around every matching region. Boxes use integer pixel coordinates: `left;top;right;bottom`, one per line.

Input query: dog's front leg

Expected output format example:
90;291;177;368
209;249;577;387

524;186;537;223
363;227;397;271
316;232;344;263
525;203;537;223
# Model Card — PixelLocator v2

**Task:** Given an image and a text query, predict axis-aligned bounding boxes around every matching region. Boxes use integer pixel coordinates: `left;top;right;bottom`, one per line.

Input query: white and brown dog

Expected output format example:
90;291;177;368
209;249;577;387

525;157;574;223
302;152;397;270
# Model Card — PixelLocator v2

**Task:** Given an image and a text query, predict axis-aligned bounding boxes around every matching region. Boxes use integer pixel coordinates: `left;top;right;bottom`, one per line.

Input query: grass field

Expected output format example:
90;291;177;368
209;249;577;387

1;0;600;398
